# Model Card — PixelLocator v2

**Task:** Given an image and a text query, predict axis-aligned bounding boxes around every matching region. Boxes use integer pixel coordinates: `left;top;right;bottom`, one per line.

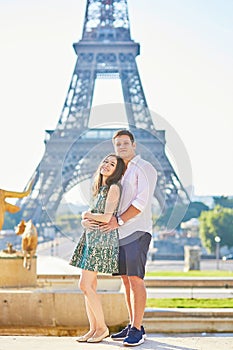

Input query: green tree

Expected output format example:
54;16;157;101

199;206;233;253
156;201;209;230
156;205;185;230
213;196;233;209
182;201;209;222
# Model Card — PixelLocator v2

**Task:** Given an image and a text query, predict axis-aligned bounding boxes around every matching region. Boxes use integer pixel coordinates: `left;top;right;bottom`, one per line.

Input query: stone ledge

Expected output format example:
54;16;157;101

144;307;233;318
37;274;120;280
0;290;128;329
0;255;37;287
144;277;233;288
37;274;122;291
144;317;233;333
143;308;233;333
0;326;86;336
1;314;233;335
0;325;125;336
37;274;233;288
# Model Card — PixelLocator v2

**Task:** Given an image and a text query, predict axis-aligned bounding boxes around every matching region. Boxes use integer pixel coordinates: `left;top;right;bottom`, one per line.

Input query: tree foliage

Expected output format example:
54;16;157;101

199;205;233;253
156;201;209;230
156;205;185;230
213;196;233;208
182;201;209;222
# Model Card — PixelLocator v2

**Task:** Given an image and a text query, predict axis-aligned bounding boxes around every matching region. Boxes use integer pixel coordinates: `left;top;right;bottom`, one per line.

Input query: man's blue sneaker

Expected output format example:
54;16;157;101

111;324;146;341
111;324;131;341
141;325;147;339
123;326;144;346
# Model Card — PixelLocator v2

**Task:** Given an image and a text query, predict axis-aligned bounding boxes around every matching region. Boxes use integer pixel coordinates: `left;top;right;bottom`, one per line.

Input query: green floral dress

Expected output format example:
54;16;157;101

69;185;120;274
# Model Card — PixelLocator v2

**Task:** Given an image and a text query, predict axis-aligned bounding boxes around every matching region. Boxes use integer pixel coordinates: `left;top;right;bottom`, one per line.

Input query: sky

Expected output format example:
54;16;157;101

0;0;232;201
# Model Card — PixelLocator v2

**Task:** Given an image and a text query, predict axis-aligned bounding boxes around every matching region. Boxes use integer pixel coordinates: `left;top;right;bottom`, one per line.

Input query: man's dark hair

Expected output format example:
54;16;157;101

112;129;135;143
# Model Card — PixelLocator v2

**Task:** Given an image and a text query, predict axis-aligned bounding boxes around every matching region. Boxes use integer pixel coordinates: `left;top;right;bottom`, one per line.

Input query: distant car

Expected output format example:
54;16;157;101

222;254;233;261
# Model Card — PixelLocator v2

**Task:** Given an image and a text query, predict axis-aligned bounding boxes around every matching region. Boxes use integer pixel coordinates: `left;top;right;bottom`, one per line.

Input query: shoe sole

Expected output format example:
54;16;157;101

123;338;145;346
111;334;146;341
87;329;109;343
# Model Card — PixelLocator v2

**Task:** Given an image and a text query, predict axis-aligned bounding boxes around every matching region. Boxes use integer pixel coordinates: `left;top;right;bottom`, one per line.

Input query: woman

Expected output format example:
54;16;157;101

69;154;125;343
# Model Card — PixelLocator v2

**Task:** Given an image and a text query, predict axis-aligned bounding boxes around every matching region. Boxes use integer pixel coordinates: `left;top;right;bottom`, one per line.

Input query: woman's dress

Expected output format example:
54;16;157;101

69;185;119;274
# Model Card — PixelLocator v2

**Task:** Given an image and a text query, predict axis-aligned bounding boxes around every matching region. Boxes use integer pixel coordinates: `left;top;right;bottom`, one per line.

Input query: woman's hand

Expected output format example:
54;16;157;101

82;211;91;220
81;218;100;230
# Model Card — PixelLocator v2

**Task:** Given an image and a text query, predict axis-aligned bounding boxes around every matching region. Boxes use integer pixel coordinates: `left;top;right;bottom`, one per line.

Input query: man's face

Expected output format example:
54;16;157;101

113;135;136;161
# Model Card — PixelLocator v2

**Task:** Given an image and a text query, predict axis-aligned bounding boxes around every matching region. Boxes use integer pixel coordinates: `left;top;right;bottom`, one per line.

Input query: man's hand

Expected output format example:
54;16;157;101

100;216;118;233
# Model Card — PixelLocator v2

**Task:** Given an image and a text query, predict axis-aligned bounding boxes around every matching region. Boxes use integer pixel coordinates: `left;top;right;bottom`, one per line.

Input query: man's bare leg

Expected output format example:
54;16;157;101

128;276;146;330
121;275;133;323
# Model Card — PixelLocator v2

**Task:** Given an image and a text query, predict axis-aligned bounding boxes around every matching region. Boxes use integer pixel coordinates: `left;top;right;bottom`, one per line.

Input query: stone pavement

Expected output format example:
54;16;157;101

0;334;233;350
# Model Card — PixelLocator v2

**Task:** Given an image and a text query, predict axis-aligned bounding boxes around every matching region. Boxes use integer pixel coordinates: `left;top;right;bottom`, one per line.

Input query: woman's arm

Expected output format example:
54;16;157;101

82;184;120;223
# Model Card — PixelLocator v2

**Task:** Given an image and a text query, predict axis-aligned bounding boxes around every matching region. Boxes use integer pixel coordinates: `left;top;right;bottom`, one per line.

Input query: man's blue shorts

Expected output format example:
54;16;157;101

114;231;151;279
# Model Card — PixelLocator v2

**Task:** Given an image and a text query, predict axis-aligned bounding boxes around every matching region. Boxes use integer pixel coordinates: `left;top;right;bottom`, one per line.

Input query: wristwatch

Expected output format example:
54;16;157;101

117;216;124;226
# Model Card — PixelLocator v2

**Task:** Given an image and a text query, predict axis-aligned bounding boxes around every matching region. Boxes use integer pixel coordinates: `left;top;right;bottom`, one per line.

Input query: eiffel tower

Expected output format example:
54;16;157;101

18;0;190;227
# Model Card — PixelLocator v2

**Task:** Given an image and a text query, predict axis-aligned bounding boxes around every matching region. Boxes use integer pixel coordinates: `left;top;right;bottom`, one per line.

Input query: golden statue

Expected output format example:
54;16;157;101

0;181;33;231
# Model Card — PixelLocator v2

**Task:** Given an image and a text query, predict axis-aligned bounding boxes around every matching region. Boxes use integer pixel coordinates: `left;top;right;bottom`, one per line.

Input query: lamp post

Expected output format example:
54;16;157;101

215;236;221;270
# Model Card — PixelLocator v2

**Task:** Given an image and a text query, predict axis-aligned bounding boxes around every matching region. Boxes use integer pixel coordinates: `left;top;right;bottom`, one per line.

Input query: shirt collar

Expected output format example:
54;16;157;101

128;154;141;166
129;154;141;164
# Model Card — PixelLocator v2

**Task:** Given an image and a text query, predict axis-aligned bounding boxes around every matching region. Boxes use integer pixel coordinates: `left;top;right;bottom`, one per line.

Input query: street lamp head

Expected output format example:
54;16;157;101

215;236;221;243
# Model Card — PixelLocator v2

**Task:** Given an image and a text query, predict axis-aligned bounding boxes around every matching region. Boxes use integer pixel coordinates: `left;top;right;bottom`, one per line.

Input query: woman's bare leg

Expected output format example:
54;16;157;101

79;269;108;337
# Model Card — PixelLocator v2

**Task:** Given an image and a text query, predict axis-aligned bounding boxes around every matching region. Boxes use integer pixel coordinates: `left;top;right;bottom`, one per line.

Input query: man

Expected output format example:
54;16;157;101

102;129;157;346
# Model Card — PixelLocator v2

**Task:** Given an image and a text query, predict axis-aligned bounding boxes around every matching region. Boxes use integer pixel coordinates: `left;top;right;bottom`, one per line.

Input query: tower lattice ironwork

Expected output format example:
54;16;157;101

17;0;190;227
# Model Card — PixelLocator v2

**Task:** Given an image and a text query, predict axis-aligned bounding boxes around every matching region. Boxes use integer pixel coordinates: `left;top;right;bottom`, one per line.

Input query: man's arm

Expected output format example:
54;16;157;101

119;205;141;223
100;204;141;232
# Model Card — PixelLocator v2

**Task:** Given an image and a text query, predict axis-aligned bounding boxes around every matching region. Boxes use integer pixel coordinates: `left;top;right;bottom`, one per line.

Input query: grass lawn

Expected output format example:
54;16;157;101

146;298;233;308
146;270;233;277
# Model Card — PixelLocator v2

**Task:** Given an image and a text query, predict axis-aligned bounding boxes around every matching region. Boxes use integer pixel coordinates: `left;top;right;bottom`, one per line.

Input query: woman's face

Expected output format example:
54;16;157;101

100;156;118;178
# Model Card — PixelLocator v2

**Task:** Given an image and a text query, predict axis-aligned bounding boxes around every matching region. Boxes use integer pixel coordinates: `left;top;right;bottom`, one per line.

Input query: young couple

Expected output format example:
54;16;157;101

69;129;157;347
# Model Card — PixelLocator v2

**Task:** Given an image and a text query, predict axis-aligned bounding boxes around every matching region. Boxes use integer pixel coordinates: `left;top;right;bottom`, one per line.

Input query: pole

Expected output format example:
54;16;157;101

215;236;221;270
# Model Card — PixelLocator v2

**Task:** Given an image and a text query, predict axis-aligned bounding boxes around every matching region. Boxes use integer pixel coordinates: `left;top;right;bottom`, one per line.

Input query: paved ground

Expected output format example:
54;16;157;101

1;334;233;350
